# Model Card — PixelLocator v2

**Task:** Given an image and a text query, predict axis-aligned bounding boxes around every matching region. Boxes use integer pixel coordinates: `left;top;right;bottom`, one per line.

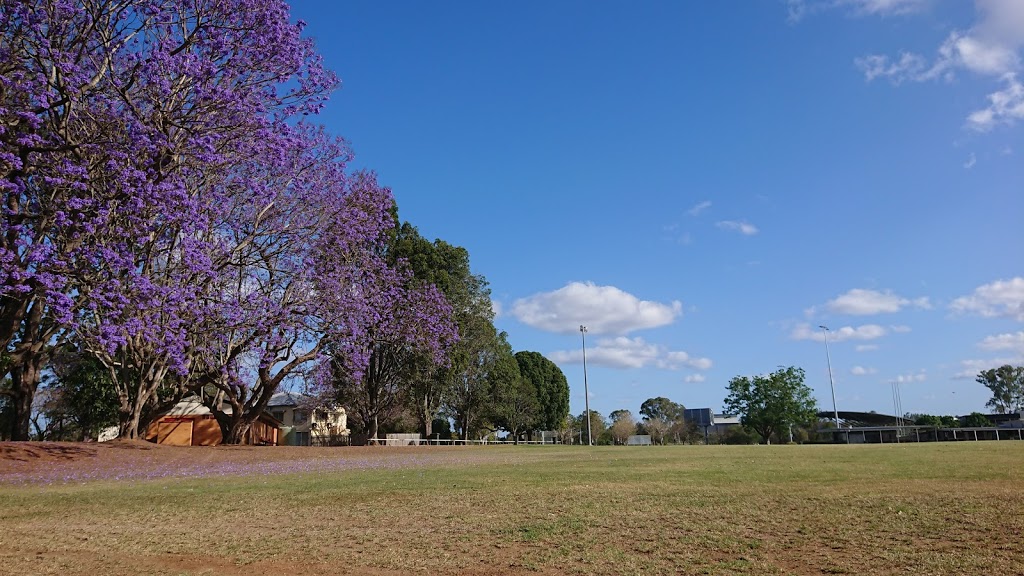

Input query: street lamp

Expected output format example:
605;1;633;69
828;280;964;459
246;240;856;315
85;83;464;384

820;325;840;429
580;325;592;446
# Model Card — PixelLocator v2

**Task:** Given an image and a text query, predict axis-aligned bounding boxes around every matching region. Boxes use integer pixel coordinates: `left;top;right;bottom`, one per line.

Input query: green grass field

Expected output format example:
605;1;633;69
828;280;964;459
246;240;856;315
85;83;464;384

1;443;1022;575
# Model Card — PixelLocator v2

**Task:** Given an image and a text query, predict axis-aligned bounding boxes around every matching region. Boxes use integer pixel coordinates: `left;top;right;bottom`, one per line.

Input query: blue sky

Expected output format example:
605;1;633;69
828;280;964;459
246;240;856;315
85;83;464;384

292;0;1023;419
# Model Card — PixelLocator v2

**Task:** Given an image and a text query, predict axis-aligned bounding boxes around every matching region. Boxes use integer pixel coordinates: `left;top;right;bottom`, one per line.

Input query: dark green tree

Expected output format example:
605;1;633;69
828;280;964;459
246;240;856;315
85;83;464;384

913;414;942;426
639;397;685;445
578;410;607;445
639;397;685;422
45;353;119;440
724;366;817;444
491;377;540;445
445;330;518;441
962;412;991;427
390;222;498;438
608;409;632;423
514;351;569;432
976;365;1024;413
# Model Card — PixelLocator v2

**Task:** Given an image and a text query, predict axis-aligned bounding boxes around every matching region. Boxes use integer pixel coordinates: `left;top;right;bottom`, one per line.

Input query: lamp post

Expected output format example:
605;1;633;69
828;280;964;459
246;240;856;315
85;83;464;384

820;325;840;429
580;325;592;446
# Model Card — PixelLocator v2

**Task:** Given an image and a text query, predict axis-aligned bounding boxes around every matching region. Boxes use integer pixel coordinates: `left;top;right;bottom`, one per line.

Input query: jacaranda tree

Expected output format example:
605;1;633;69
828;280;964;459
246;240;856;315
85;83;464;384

1;0;339;439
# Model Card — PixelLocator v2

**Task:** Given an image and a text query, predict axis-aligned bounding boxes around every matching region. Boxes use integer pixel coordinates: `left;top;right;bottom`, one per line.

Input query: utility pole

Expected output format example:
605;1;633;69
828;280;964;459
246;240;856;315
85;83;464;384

580;325;592;446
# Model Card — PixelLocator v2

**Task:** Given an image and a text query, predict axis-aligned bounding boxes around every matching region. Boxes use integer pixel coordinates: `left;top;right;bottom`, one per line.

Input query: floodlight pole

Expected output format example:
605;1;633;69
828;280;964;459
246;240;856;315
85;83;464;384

580;325;592;446
820;325;840;429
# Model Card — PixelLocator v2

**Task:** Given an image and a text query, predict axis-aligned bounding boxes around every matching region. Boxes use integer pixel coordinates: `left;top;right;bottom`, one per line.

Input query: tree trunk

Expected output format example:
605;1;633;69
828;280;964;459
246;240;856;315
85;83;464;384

367;414;379;444
226;420;252;445
8;352;44;441
420;396;432;438
118;405;144;440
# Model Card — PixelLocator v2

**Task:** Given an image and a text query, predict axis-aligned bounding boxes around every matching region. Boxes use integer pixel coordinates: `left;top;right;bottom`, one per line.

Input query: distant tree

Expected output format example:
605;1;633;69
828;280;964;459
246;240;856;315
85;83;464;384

721;426;759;445
556;414;577;445
609;409;632;423
514;351;570;432
44;352;119;441
976;365;1024;413
446;331;518;441
939;415;958;427
491;378;539;445
639;397;685;422
430;418;453;440
913;414;942;426
639;397;685;444
962;412;991;427
609;412;637;445
669;419;700;444
724;366;817;444
642;418;670;445
578;410;607;445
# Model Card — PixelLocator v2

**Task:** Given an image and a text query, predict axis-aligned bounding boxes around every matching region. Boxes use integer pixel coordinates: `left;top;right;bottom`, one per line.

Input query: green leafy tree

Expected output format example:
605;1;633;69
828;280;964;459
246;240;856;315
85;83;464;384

639;397;685;422
446;331;518;441
724;366;817;444
608;410;637;445
390;222;496;438
639;397;685;444
609;409;632;423
976;365;1024;413
962;412;991;427
721;426;759;445
491;377;539;444
514;351;569;432
578;410;607;445
46;353;119;440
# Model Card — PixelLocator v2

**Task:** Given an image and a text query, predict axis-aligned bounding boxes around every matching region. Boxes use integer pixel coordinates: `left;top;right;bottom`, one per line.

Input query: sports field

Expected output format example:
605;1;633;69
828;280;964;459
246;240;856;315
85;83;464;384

1;441;1021;575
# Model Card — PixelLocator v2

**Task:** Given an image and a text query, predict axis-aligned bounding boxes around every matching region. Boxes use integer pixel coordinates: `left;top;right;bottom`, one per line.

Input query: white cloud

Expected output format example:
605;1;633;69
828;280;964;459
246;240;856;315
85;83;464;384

851;365;878;375
846;0;928;16
978;331;1024;354
950;277;1024;321
967;73;1024;131
684;374;707;383
511;282;682;335
716;220;759;236
788;0;926;23
491;299;503;318
964;152;977;168
855;52;932;84
856;344;880;352
688;200;712;216
851;0;1024;129
821;288;931;315
892;371;927;383
953;357;1022;379
791;323;888;342
547;336;712;371
890;324;912;333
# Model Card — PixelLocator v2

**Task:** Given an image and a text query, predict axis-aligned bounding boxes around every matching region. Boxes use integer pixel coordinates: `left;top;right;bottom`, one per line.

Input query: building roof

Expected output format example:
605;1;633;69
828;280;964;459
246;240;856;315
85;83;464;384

267;391;312;408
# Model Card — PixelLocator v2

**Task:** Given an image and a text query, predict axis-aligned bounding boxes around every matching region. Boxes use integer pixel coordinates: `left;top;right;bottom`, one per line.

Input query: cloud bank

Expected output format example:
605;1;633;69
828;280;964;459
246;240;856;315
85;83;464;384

511;282;682;335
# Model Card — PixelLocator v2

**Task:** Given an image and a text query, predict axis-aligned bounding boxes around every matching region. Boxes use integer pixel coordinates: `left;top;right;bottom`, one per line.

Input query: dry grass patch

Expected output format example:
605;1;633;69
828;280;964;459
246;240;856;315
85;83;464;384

1;443;1022;575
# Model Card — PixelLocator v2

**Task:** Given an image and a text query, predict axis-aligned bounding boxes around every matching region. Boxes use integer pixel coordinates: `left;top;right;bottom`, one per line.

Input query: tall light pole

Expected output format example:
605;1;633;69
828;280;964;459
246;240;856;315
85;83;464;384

580;325;592;446
820;325;840;429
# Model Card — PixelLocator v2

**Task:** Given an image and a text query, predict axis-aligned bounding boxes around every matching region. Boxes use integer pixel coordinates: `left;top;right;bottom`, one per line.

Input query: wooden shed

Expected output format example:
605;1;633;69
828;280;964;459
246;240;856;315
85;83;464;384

145;399;280;446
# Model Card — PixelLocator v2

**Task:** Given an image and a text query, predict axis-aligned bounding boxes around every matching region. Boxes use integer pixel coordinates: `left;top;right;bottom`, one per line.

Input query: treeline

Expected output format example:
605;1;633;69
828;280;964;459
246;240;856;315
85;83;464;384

0;0;568;444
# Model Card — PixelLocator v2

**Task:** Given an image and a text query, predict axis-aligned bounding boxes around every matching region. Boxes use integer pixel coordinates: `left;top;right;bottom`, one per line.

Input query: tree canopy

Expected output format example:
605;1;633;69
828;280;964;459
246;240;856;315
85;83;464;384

514;351;570;432
976;365;1024;414
724;366;817;444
